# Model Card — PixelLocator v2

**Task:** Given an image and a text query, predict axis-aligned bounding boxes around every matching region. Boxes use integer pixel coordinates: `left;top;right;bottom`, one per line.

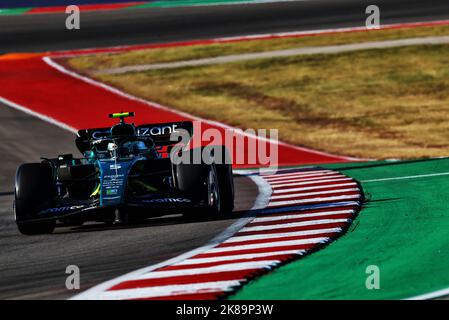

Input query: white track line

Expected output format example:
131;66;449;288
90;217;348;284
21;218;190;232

362;172;449;182
176;250;304;265
251;210;354;223
270;188;359;199
267;194;360;207
0;96;77;133
407;286;449;300
242;219;349;232
272;182;357;193
228;228;342;243
93;281;243;300
205;237;327;254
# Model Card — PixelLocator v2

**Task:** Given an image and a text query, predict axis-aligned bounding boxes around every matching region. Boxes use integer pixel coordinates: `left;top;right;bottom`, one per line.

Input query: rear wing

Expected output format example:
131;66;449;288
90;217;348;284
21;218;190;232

75;121;193;154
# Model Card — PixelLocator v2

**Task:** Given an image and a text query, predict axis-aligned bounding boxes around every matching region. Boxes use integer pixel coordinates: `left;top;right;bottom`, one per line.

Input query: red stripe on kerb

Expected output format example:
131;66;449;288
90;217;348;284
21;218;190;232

108;269;260;290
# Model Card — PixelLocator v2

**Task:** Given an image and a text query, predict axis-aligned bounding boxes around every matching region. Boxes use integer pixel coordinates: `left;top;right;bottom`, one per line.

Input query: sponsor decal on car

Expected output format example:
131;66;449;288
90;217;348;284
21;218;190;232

39;205;85;215
142;198;191;203
109;164;122;170
106;189;118;195
138;124;179;137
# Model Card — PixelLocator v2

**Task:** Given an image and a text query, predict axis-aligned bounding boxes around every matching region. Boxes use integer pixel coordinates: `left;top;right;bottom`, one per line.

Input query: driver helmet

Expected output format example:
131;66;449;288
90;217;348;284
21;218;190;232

110;122;136;137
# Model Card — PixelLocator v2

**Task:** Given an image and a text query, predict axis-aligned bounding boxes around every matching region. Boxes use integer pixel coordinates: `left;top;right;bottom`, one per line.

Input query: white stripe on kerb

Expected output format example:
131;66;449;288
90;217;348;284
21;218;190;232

0;96;77;133
272;178;352;188
242;219;349;232
227;228;342;243
134;261;277;280
268;194;360;207
268;174;344;185
272;182;357;194
251;210;354;223
270;188;359;199
176;250;304;265
92;281;242;300
205;237;328;254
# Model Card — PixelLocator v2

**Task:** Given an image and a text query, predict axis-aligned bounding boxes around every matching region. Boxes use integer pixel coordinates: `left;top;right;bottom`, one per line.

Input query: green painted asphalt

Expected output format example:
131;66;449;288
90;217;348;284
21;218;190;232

0;8;30;15
230;158;449;299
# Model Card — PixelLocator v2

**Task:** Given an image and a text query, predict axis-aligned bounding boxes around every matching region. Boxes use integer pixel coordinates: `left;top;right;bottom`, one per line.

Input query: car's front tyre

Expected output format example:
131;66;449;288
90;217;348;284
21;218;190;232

15;163;56;235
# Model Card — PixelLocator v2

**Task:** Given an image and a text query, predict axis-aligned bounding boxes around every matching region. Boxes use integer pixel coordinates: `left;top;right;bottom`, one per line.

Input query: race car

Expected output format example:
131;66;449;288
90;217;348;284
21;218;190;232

14;112;234;235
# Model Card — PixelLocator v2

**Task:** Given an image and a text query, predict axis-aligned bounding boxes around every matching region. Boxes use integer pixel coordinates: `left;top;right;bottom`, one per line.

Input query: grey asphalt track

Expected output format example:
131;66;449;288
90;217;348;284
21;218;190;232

0;0;448;300
1;0;449;53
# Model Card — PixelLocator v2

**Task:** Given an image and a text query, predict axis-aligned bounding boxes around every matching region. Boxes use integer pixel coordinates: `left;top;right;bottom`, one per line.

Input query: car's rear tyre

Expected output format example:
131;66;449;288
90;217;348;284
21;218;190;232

15;163;56;235
181;165;220;220
214;146;234;213
207;165;221;215
174;146;234;219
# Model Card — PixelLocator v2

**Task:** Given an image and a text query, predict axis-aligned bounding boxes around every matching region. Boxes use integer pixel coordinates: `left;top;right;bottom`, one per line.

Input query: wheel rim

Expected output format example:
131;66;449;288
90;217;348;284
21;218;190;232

209;168;220;213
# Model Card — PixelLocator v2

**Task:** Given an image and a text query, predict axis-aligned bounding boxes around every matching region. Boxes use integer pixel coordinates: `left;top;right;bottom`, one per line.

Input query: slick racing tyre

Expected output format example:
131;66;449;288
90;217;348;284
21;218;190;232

174;146;234;218
214;147;234;213
180;164;221;220
206;164;221;215
15;163;56;235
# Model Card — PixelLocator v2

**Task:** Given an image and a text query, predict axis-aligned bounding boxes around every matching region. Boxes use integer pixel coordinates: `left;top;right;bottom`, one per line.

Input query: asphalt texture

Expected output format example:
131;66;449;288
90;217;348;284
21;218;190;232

1;0;449;53
0;0;447;300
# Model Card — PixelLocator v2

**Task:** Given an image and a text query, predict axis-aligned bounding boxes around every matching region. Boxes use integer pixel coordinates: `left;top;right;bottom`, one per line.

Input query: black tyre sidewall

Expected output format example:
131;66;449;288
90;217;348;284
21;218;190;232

216;162;234;214
15;163;56;234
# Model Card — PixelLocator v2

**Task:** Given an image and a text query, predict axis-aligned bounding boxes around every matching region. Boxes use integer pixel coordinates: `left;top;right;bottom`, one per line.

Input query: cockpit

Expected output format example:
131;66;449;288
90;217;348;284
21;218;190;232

85;136;158;161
